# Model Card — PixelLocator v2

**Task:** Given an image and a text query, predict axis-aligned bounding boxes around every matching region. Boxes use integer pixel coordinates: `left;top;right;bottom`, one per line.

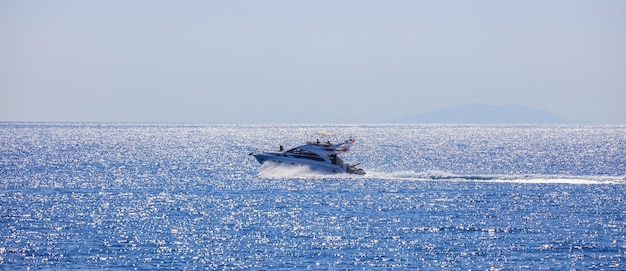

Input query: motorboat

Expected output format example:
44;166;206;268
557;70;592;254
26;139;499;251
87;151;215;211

249;132;366;175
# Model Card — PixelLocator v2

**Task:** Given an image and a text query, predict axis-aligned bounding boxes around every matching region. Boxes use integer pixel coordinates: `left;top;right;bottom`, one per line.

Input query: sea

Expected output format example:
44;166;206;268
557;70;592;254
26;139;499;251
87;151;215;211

1;122;625;270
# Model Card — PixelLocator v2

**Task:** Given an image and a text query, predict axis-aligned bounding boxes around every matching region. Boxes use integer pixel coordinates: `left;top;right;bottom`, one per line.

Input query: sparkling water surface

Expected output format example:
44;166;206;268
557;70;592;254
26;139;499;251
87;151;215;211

1;123;625;270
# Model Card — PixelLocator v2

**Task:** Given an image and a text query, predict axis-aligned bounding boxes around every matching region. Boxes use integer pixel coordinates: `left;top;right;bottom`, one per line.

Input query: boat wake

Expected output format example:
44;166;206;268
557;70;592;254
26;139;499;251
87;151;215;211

258;163;332;178
258;165;625;184
364;170;626;184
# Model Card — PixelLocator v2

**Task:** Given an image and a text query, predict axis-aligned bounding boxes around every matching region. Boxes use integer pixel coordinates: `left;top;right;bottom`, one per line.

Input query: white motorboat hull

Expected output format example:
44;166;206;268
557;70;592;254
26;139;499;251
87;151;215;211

252;153;365;175
250;134;366;175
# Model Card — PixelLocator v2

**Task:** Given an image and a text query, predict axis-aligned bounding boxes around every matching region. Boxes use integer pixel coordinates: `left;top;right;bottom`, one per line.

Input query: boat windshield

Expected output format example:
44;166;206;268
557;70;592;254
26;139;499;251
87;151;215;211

286;148;325;161
328;154;344;166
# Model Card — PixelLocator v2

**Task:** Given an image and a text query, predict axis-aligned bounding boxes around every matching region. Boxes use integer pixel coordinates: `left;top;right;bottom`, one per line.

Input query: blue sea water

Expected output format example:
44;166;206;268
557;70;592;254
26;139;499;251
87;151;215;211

1;123;625;270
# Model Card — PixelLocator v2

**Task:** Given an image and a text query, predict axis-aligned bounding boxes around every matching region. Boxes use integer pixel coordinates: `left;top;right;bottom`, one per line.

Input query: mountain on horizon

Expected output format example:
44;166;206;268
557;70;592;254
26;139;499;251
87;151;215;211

389;104;573;124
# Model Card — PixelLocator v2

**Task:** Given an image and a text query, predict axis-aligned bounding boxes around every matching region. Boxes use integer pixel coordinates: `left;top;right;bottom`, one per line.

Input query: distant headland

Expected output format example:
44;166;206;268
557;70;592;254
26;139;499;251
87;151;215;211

388;104;576;124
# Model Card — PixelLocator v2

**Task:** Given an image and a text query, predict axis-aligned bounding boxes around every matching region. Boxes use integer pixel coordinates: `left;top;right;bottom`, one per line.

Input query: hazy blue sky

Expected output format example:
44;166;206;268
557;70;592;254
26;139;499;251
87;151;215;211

2;1;625;123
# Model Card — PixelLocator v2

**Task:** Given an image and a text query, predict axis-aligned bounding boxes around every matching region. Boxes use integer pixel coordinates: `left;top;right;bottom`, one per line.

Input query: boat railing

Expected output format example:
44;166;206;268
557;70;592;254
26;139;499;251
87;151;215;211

306;139;332;146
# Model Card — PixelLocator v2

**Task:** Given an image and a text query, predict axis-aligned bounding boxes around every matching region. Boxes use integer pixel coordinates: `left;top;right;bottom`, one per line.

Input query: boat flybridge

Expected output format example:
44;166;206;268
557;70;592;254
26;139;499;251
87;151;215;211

249;132;366;175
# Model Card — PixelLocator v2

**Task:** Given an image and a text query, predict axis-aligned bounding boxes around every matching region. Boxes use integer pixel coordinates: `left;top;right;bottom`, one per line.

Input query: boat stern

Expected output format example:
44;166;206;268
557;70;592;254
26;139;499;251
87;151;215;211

347;165;366;175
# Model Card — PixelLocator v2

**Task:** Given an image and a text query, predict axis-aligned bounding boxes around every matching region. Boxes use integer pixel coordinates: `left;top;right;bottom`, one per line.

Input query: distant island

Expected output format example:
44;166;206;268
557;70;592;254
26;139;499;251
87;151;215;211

388;104;573;124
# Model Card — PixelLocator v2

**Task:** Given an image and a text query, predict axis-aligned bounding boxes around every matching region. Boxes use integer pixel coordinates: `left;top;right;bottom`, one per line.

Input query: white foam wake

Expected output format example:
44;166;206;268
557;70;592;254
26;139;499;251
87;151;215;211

363;170;626;184
258;163;330;178
256;164;625;184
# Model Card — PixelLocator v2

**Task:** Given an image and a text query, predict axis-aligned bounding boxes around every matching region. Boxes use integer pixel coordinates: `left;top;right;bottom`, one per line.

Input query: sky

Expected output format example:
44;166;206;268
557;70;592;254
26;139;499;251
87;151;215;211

1;1;625;123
